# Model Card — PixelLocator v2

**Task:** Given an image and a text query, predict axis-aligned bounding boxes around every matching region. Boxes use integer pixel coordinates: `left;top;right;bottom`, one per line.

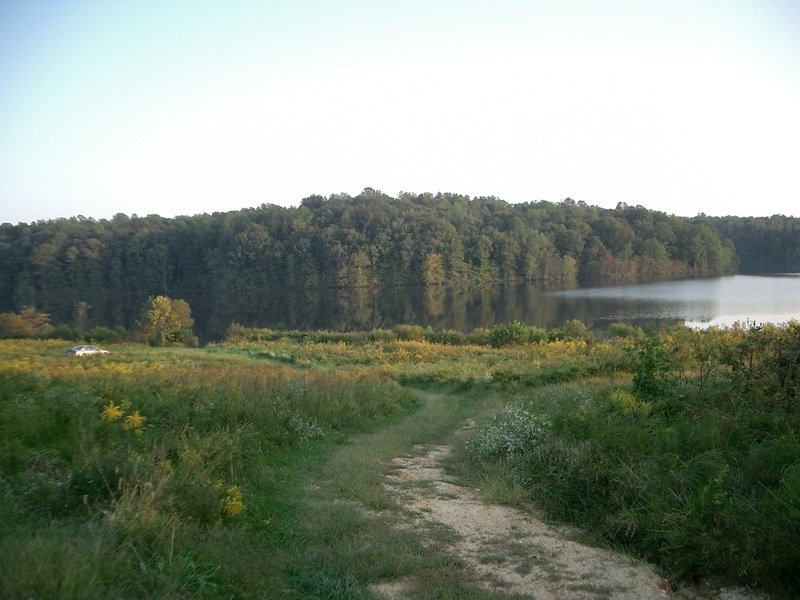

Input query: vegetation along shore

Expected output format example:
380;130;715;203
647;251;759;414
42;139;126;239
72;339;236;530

2;192;799;342
1;319;798;598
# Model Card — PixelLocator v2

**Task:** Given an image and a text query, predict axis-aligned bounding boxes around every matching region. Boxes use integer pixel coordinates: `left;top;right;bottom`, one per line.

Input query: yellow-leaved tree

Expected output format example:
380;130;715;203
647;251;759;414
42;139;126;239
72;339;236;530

137;296;197;346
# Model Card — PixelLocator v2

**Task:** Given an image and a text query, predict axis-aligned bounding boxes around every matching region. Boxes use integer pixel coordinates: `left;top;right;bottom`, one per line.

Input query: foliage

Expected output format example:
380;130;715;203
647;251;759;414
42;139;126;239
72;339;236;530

0;307;52;337
628;331;672;402
709;214;800;272
466;322;800;596
2;323;799;597
0;339;418;598
490;320;548;347
136;295;196;347
0;194;758;342
464;401;551;462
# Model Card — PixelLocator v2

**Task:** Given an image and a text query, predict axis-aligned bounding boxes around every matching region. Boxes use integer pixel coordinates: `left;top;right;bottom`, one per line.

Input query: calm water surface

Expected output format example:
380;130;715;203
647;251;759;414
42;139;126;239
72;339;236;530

199;274;800;339
548;274;800;329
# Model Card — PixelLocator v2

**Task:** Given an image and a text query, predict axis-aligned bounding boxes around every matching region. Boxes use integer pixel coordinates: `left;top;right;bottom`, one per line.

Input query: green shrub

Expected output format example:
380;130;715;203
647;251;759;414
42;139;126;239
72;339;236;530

490;321;547;347
554;319;591;341
607;322;639;338
392;324;425;341
47;325;79;341
172;328;199;347
85;326;127;343
465;401;551;463
367;328;395;342
426;328;466;345
467;325;800;594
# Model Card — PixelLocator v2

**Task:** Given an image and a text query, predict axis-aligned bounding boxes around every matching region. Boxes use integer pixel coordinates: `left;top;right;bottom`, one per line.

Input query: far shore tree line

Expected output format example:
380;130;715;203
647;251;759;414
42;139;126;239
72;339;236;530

1;190;798;339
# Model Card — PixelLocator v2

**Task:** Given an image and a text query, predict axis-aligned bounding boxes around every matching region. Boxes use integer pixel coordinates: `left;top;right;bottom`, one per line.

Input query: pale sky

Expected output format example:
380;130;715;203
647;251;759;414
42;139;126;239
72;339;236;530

2;0;799;224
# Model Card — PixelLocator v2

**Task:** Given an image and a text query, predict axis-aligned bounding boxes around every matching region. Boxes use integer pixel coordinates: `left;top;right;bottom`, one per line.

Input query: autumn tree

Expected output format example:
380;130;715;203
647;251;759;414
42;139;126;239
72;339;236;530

0;306;52;337
137;296;196;346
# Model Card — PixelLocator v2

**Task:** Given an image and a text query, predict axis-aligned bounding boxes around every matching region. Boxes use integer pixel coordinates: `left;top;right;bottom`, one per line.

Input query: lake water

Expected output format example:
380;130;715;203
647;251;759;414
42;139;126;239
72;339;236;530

203;274;800;339
546;274;800;330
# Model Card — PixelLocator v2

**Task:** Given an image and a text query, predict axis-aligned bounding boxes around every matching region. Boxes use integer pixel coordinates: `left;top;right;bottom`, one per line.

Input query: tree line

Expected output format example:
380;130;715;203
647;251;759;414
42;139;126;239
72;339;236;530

1;189;796;338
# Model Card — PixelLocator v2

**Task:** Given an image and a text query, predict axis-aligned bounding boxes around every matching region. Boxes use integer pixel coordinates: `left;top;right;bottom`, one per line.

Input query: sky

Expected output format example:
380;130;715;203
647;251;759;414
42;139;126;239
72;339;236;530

1;0;799;224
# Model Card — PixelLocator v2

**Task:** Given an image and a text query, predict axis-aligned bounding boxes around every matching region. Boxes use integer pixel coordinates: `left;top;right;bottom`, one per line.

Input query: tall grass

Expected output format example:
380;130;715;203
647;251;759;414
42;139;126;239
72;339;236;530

0;340;418;598
464;323;800;597
4;321;797;597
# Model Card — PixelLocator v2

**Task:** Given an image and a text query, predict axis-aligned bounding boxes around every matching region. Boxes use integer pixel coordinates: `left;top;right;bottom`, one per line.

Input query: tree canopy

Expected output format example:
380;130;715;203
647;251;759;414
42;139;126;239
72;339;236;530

136;296;196;347
1;190;795;341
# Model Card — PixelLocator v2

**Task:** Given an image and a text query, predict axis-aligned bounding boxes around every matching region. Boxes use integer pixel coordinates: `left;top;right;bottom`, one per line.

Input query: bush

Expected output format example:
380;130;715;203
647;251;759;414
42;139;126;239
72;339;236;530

48;325;80;341
490;321;547;347
607;322;639;339
554;319;592;341
425;329;466;345
85;326;128;344
367;328;395;342
466;402;551;463
392;324;425;341
467;326;800;595
173;328;199;347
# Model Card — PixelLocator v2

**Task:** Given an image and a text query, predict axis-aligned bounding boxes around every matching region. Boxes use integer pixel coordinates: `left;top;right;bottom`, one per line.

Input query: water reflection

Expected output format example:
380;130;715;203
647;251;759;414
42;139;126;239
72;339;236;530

549;275;800;328
195;274;800;341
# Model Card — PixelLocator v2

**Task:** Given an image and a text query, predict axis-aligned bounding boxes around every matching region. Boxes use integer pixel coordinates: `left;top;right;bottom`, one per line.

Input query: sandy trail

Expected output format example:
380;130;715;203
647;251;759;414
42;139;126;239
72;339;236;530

373;433;673;599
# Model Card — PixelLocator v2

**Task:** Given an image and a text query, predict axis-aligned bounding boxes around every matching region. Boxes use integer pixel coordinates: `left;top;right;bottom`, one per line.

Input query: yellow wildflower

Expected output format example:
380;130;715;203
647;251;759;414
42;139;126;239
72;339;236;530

122;410;146;434
221;486;245;517
101;401;123;421
611;389;650;415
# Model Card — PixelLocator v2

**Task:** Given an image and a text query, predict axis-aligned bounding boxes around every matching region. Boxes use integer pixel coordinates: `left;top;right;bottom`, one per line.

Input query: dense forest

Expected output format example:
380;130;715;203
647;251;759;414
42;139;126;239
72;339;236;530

1;189;798;339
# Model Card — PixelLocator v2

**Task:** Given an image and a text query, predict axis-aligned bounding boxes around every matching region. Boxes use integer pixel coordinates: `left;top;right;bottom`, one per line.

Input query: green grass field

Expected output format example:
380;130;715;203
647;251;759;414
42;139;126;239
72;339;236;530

1;321;798;598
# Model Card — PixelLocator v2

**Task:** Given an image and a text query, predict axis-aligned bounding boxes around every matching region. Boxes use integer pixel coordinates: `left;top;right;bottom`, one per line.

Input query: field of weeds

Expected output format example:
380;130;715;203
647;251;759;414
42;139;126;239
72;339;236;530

1;321;798;598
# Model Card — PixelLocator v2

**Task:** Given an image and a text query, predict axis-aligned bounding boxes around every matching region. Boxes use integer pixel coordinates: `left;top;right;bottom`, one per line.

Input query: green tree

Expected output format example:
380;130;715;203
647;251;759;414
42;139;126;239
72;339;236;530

640;239;669;276
73;301;91;332
422;252;446;286
170;298;194;329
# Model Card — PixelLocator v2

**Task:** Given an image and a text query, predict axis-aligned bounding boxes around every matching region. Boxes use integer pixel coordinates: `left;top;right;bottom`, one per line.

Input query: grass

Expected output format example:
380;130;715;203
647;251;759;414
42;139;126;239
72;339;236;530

0;338;514;598
461;324;800;597
1;321;799;597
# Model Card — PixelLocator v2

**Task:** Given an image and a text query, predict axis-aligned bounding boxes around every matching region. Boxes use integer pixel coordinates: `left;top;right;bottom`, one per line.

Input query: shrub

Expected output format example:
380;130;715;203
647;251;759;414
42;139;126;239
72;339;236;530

85;326;127;344
490;321;547;347
466;402;551;463
172;328;199;348
628;332;672;403
426;329;466;345
554;319;591;341
392;324;425;341
48;325;80;341
367;328;395;342
607;322;639;339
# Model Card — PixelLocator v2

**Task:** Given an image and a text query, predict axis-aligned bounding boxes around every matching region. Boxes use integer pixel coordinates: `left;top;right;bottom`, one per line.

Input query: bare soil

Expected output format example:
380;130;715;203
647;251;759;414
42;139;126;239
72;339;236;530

371;422;768;600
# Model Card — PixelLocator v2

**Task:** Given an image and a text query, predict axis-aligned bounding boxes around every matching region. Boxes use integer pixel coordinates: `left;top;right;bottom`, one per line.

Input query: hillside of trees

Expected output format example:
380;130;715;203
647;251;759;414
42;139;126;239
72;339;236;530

707;215;800;273
1;189;797;339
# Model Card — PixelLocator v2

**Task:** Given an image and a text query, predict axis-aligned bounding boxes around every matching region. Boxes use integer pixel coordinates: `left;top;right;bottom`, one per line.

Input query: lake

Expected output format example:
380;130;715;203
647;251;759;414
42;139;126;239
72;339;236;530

200;274;800;339
546;274;800;330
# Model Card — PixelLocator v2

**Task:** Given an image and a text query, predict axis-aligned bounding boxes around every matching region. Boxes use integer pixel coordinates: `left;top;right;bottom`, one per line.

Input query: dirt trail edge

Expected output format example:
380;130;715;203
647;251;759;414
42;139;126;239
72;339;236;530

371;420;768;600
372;419;674;600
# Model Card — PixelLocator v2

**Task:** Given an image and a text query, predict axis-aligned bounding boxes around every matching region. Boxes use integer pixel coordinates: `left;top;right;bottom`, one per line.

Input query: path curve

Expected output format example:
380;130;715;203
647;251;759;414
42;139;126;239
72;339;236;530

373;427;674;599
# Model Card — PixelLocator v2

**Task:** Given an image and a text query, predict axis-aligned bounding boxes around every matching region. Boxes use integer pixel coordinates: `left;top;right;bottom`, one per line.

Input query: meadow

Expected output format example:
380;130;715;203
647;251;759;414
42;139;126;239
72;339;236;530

1;321;798;598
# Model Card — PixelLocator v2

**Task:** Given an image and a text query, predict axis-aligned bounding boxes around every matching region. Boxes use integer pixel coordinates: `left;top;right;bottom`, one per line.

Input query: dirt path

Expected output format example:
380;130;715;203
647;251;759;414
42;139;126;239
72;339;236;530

372;428;673;599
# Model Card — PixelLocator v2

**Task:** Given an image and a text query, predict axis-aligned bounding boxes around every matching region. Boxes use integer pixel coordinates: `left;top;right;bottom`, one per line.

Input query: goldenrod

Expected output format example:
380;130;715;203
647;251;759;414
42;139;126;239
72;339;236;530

101;401;123;421
221;486;245;517
122;410;146;434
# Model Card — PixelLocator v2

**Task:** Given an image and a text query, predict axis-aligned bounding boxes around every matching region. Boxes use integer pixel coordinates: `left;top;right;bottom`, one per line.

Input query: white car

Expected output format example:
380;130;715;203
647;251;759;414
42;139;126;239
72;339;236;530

64;345;110;356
